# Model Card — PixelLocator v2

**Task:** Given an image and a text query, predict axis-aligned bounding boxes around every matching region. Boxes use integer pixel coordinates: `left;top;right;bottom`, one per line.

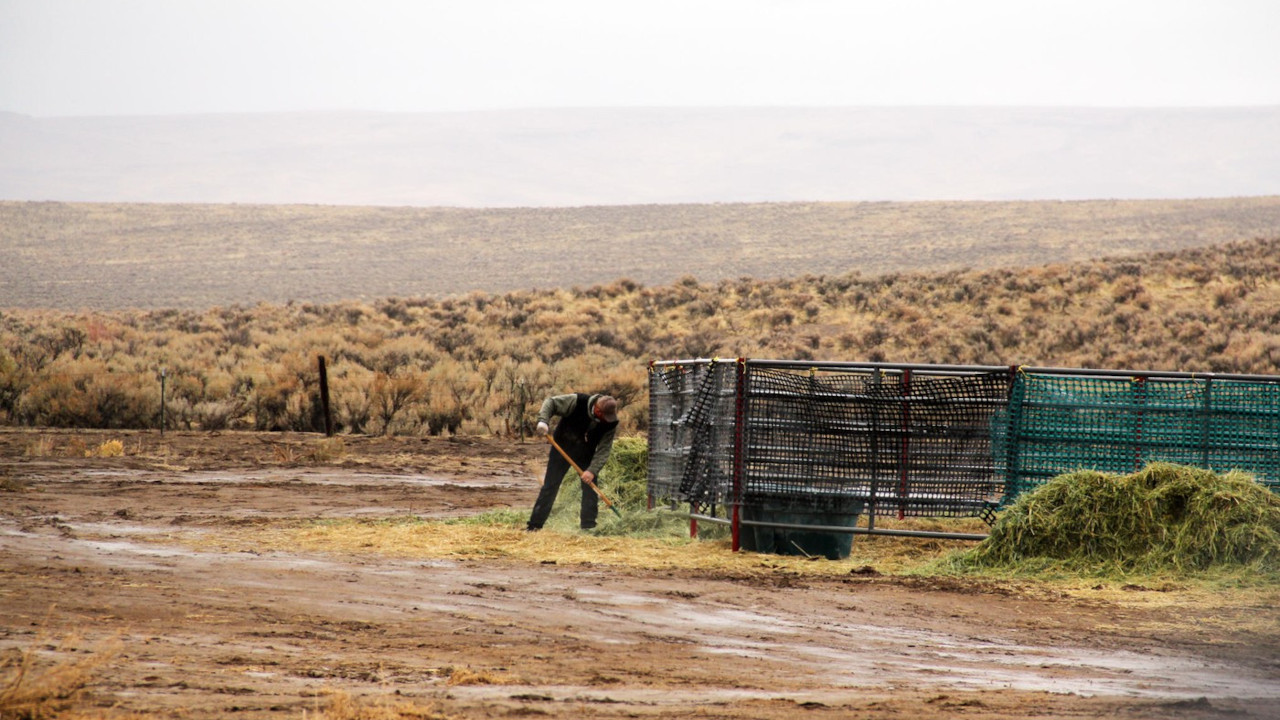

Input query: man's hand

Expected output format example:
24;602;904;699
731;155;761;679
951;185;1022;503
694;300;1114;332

536;421;549;436
580;470;595;485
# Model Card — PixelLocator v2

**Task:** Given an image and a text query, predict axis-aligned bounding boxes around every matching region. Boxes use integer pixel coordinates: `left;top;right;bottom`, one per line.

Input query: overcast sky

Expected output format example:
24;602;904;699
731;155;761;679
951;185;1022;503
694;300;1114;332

1;0;1277;117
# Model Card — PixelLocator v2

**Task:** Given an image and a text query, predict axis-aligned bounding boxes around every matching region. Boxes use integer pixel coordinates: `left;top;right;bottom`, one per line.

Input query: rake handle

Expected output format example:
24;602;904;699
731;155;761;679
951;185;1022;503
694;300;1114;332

545;434;622;517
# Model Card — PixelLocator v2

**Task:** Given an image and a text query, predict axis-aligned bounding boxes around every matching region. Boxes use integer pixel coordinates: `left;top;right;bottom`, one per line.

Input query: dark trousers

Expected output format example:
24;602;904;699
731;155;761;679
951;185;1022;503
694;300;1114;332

528;449;598;530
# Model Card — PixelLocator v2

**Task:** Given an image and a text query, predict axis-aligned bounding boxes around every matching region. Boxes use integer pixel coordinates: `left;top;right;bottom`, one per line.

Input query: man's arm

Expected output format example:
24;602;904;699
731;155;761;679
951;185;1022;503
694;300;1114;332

537;394;579;428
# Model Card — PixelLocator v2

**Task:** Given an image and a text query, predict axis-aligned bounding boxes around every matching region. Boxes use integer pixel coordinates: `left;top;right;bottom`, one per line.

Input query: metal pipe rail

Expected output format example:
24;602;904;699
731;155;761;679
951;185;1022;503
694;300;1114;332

689;512;989;541
653;358;1280;384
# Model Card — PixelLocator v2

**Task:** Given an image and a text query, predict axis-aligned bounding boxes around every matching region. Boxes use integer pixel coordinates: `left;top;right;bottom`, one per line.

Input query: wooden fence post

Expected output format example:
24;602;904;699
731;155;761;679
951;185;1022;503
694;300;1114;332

159;367;167;436
318;355;333;437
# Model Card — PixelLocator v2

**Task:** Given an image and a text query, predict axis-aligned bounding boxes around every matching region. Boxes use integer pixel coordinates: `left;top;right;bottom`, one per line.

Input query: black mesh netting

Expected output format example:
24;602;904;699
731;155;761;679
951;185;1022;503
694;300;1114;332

647;361;740;509
648;361;1012;518
742;367;1011;517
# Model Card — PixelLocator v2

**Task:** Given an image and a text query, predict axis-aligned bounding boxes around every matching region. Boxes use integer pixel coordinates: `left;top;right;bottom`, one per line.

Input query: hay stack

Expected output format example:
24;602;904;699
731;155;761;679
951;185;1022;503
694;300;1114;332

961;463;1280;575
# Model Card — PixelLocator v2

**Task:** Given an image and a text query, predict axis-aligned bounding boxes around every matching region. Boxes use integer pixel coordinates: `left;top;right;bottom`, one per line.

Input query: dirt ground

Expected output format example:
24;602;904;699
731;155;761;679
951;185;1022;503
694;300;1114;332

3;428;1279;719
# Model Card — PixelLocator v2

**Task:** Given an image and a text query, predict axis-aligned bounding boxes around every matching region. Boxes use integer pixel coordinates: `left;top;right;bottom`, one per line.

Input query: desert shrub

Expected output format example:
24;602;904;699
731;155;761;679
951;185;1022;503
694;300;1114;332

251;352;325;431
17;366;155;428
949;463;1280;577
370;370;425;436
332;369;374;434
492;360;552;438
5;237;1280;436
418;360;474;435
190;398;247;431
420;402;463;436
0;348;30;422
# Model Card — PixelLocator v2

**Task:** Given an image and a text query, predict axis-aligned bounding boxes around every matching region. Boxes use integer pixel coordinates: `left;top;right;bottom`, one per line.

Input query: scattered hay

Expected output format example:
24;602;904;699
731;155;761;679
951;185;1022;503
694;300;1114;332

951;463;1280;578
23;435;56;458
274;518;730;570
84;439;124;458
312;688;454;720
161;436;991;576
445;666;514;686
181;510;990;580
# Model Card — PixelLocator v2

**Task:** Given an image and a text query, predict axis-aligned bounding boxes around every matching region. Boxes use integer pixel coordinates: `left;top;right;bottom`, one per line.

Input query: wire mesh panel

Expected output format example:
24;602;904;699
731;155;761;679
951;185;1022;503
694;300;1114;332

647;360;740;509
648;359;1280;531
743;365;1011;518
1003;372;1280;498
1204;380;1280;490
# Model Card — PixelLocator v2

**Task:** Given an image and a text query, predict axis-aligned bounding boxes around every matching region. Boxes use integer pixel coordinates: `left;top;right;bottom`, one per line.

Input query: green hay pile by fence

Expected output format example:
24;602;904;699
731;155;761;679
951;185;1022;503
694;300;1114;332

951;463;1280;577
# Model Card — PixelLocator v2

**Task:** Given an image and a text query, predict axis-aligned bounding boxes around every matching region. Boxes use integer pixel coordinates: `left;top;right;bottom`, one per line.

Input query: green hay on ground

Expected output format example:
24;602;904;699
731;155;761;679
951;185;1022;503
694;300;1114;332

526;436;728;540
948;463;1280;578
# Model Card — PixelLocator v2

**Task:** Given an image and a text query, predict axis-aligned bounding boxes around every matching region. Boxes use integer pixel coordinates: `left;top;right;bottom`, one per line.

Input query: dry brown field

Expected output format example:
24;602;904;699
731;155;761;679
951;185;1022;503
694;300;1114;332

3;196;1280;309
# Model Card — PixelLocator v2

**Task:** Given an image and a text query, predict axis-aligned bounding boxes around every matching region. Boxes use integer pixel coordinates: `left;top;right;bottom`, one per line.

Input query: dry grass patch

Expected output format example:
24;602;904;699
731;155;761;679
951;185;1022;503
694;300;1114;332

311;689;454;720
84;439;124;458
444;667;516;687
22;435;56;458
0;631;120;720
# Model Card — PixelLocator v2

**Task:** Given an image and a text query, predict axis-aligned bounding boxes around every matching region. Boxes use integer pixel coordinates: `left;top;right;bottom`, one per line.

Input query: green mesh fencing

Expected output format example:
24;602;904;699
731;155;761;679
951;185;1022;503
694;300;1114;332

1000;372;1280;502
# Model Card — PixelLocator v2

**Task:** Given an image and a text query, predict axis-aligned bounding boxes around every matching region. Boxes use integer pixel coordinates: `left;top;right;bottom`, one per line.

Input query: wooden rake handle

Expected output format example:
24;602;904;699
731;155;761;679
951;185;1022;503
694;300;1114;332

545;434;622;517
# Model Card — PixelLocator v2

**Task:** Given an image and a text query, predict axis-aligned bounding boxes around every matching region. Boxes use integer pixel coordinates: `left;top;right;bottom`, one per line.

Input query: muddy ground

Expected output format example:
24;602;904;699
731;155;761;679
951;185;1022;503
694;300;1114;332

3;428;1279;719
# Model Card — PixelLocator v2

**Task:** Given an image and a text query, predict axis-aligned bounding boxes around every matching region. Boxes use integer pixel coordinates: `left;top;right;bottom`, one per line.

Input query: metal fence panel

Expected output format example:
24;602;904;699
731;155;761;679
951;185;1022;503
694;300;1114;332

648;359;1280;520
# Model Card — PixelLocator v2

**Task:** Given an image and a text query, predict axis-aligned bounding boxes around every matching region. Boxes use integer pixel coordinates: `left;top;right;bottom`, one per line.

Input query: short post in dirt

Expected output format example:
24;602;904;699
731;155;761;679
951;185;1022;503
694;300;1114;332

159;367;167;436
317;355;333;437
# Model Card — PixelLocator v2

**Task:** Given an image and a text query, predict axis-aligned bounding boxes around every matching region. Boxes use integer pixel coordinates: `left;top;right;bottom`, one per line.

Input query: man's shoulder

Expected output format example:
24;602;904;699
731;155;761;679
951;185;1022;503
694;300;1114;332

548;393;581;412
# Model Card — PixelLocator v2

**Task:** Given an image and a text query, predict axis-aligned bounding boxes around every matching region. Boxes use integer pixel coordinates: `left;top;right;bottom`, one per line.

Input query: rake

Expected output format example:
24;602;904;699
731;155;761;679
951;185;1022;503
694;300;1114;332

545;434;623;518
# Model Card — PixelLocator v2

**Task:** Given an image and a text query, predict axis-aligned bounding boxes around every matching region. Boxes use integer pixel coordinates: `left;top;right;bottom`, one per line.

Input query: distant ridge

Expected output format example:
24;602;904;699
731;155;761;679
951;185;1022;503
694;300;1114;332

3;198;1278;310
2;107;1279;207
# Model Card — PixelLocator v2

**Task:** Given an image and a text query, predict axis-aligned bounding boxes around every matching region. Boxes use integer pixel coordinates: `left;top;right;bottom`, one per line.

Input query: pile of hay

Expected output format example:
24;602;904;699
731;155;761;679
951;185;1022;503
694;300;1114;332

955;463;1280;576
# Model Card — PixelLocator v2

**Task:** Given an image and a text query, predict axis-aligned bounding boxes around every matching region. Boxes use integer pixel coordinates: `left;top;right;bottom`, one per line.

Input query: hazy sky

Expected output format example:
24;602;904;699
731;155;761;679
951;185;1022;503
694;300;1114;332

1;0;1277;117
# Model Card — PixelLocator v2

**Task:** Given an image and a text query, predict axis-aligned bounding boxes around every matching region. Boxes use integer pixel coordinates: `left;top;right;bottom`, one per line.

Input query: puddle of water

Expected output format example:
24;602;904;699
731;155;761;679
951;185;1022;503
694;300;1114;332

80;539;189;557
573;582;1280;701
73;522;175;537
572;588;667;607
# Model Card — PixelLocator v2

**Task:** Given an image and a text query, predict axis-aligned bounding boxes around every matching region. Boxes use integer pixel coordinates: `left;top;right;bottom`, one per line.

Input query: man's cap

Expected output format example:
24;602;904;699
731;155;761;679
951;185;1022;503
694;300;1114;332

596;396;619;422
